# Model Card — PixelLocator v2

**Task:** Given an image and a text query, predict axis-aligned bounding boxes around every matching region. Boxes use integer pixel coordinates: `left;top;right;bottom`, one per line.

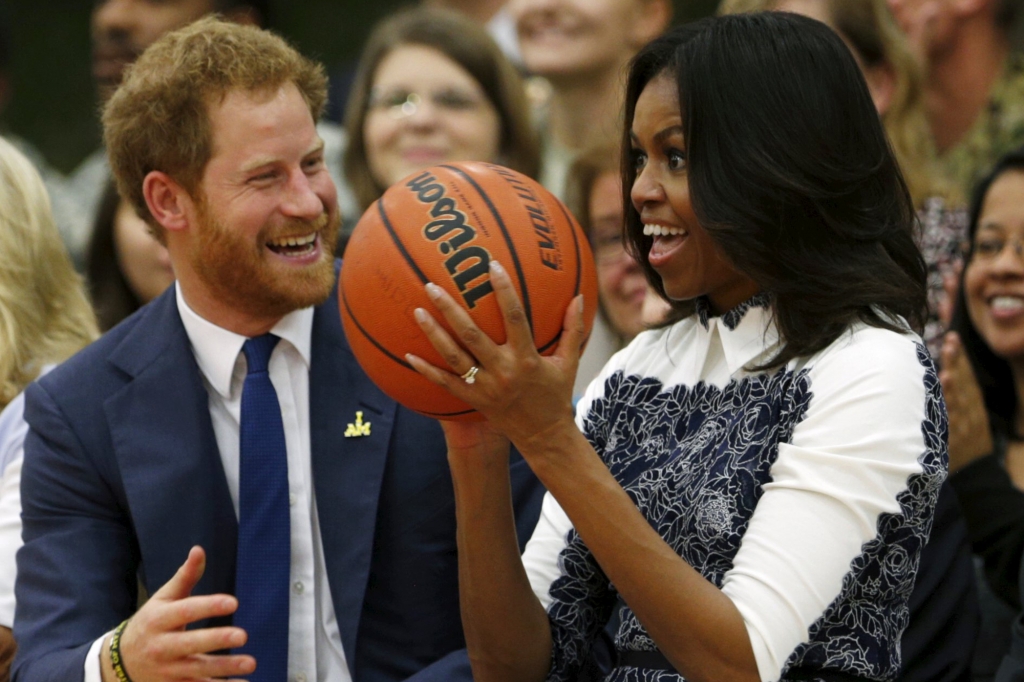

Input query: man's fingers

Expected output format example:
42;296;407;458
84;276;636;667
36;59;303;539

152;546;206;602
171;652;256;680
148;593;240;633
157;625;248;659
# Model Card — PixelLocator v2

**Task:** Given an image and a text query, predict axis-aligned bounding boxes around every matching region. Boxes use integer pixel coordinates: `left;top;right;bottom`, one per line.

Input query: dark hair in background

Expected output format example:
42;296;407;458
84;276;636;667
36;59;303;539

564;142;620;241
951;147;1024;436
621;12;927;369
86;182;142;332
219;0;272;28
0;11;9;73
997;0;1018;29
343;6;539;211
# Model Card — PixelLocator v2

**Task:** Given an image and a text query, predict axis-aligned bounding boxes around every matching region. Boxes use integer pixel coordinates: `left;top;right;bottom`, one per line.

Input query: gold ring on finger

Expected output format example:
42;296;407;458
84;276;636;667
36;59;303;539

460;366;480;385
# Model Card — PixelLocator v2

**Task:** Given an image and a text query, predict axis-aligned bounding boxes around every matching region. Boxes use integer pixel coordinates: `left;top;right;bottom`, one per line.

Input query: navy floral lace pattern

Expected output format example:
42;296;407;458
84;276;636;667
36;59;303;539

779;344;946;682
546;367;813;681
543;344;945;682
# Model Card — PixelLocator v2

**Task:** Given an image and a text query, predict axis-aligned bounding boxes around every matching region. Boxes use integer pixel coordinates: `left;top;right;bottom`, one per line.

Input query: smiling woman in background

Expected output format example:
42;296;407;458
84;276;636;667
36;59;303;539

343;7;538;214
942;148;1024;679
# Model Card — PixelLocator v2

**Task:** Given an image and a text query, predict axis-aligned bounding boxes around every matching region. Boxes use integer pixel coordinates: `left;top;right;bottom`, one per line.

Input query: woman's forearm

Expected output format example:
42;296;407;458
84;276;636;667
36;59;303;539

521;422;760;682
448;447;552;682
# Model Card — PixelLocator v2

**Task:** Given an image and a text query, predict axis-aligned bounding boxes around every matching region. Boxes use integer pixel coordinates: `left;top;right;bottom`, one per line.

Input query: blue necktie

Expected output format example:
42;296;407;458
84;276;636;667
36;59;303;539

235;334;290;681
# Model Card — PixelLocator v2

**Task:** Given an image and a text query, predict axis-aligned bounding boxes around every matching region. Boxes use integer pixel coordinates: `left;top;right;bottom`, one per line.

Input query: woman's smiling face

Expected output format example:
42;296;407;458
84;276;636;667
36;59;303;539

964;169;1024;362
629;72;758;313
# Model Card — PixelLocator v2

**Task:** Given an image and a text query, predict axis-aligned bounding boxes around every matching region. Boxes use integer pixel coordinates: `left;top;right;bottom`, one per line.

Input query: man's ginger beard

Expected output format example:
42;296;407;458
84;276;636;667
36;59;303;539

189;192;341;321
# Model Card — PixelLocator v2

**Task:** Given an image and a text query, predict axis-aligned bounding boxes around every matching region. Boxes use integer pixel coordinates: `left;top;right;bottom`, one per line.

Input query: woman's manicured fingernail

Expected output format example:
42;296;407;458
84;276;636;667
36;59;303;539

414;308;429;323
490;260;505;275
425;283;443;300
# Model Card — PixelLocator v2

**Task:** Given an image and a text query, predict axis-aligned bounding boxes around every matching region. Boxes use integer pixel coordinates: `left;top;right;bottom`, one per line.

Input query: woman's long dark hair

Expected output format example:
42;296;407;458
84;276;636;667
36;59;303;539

622;13;927;369
951;147;1024;436
86;182;143;331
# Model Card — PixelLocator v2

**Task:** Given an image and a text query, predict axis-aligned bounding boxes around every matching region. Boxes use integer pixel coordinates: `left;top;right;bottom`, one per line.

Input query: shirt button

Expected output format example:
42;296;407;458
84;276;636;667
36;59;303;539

293;581;304;594
289;494;297;507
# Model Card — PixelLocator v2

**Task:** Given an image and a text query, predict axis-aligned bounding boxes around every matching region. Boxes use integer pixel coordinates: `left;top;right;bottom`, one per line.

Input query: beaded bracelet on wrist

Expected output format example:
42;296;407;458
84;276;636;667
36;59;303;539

109;618;134;682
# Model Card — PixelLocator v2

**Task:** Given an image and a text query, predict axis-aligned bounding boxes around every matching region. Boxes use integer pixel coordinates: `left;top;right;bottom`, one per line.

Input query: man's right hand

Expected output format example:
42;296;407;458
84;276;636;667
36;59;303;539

100;546;256;682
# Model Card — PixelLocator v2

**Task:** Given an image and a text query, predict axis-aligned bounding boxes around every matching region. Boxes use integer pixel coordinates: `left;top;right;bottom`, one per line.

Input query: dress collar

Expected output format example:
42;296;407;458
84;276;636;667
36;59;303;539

694;292;772;332
692;293;778;374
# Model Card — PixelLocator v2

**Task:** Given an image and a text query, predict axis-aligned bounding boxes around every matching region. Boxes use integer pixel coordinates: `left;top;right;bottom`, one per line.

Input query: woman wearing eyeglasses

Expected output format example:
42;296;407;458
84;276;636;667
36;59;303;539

343;7;539;214
944;148;1024;620
564;143;653;399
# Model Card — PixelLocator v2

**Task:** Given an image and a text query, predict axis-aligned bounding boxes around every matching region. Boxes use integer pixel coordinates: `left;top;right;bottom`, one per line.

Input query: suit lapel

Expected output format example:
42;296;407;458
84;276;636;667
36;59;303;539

310;279;395;669
105;290;238;600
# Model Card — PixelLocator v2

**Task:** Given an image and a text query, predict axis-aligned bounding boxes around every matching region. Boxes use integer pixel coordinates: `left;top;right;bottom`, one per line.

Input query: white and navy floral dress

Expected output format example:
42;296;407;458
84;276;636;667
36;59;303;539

522;296;947;682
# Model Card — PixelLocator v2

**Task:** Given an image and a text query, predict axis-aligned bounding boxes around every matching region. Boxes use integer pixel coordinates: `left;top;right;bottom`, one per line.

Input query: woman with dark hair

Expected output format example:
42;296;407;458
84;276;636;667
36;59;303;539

406;12;948;682
86;182;174;331
944;147;1024;632
343;7;538;213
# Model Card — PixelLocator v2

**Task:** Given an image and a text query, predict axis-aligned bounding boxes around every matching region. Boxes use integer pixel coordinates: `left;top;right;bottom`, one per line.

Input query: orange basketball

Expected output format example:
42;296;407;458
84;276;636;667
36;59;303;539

339;161;599;421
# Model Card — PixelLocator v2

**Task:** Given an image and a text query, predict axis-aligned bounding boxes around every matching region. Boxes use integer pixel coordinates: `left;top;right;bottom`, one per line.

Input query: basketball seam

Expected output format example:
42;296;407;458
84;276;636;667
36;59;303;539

438;164;533;332
534;198;586;354
340;284;415;371
340;283;477;419
378;199;429;285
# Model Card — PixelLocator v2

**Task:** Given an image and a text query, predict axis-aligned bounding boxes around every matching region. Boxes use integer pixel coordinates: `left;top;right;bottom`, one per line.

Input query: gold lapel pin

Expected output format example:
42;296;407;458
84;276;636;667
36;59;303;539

344;411;371;438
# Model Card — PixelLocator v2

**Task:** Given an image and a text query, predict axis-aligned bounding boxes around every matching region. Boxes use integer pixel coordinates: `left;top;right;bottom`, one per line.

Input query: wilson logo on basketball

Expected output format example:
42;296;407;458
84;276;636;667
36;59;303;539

490;164;562;272
407;171;493;309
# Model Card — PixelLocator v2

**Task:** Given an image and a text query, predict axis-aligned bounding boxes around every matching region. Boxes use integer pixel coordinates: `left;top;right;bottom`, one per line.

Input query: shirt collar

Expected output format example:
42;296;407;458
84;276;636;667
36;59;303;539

175;283;314;399
694;293;779;374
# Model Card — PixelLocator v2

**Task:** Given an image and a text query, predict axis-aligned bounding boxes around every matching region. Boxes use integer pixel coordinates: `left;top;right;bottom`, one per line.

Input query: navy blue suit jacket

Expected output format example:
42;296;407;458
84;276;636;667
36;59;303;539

12;265;544;681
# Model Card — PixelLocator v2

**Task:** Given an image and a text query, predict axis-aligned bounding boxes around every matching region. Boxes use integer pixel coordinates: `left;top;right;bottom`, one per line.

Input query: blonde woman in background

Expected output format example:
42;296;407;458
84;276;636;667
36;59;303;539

0;136;98;681
720;0;967;358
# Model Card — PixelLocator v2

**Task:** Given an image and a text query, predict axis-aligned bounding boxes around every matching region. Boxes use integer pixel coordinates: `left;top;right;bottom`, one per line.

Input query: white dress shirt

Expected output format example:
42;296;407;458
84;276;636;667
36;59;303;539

85;284;351;682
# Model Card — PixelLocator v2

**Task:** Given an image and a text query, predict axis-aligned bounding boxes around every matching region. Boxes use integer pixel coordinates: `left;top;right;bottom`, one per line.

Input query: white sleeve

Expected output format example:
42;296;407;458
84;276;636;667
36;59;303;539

84;634;108;682
522;492;574;610
720;330;933;681
0;454;22;629
0;393;29;628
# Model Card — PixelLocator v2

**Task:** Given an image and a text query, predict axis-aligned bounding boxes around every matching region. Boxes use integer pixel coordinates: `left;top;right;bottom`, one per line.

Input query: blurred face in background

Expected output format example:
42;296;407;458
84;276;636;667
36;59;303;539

92;0;217;100
113;199;175;304
363;43;502;189
964;169;1024;363
885;0;958;58
589;171;648;339
509;0;661;82
771;0;896;115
